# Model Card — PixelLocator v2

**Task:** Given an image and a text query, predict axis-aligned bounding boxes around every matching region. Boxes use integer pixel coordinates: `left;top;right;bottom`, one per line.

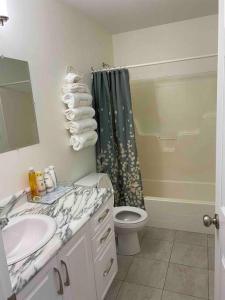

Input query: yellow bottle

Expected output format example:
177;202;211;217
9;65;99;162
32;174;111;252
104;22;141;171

28;167;39;198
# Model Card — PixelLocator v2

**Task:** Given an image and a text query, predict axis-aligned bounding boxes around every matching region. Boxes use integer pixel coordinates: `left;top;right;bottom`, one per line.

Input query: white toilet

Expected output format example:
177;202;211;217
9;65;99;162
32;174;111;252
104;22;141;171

114;206;148;255
75;173;148;256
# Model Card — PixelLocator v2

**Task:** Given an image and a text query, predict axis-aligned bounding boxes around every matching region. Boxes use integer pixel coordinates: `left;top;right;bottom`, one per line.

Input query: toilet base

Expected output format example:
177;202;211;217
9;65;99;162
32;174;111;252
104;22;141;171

117;232;140;255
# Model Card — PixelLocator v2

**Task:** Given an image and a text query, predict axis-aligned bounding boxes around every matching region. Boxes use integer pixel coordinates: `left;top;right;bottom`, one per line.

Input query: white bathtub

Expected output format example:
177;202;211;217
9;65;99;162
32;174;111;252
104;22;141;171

142;178;215;234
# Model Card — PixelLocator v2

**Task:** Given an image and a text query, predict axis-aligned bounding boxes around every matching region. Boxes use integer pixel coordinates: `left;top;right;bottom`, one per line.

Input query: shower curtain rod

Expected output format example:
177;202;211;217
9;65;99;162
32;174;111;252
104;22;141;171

91;53;217;72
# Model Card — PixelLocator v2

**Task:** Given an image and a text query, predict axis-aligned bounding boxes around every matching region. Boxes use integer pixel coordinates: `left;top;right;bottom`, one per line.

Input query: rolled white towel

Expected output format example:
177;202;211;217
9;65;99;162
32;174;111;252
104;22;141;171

64;107;95;121
70;131;98;151
66;119;97;134
62;83;89;94
62;93;93;108
64;72;82;84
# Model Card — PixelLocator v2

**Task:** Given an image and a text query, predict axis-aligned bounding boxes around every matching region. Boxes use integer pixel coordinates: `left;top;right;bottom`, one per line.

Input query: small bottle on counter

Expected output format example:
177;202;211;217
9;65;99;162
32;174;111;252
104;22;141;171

36;171;46;196
44;168;55;193
28;167;39;198
48;165;57;189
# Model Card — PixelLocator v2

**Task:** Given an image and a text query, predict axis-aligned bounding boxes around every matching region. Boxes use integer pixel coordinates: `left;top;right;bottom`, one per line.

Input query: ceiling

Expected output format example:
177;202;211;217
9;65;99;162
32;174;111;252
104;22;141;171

64;0;218;34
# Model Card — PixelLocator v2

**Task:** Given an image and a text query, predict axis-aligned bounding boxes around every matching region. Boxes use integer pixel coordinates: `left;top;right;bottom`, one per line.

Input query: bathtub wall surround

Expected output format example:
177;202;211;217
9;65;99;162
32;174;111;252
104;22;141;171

0;0;113;199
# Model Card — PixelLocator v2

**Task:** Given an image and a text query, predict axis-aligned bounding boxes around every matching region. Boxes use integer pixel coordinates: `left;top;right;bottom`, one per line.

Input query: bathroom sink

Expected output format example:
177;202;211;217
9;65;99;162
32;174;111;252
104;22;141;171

2;214;56;265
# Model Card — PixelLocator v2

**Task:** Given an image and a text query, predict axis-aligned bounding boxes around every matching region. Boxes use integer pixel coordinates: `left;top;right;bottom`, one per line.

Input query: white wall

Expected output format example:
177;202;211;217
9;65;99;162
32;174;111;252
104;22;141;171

0;0;113;199
113;15;218;80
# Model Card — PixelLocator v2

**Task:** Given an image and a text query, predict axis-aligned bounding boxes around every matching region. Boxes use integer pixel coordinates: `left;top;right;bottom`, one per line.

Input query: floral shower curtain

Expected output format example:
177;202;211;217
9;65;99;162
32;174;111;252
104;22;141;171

92;68;145;209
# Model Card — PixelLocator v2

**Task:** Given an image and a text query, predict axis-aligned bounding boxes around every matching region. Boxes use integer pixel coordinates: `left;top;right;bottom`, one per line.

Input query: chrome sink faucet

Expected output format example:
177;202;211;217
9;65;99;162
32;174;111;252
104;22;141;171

0;216;8;229
0;192;26;229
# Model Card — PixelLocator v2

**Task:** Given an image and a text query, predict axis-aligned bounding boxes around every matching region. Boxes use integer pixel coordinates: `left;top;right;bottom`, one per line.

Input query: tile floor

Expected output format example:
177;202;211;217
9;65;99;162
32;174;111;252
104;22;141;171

105;227;214;300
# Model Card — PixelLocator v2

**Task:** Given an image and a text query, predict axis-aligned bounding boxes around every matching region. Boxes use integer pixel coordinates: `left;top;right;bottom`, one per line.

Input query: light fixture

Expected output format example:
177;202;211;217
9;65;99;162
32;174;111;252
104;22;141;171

0;0;9;26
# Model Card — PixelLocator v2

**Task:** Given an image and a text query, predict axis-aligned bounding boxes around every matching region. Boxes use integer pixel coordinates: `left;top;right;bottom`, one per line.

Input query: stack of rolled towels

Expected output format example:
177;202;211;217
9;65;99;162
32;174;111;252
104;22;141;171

62;71;98;151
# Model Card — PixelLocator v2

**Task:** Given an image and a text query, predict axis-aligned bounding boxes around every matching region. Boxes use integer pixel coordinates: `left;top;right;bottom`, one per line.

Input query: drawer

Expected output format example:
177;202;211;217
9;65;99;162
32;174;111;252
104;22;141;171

90;196;114;237
92;219;114;260
94;236;118;300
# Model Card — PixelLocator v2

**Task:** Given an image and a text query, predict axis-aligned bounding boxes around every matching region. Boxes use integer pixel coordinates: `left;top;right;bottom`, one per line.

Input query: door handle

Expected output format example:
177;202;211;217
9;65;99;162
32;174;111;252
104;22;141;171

54;267;64;295
61;260;70;286
203;214;219;229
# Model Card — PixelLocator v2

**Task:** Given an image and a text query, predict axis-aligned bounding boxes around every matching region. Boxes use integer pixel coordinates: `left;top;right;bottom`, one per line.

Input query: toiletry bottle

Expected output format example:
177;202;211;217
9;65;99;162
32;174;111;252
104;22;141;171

36;171;46;196
44;168;54;193
28;167;39;198
48;165;57;189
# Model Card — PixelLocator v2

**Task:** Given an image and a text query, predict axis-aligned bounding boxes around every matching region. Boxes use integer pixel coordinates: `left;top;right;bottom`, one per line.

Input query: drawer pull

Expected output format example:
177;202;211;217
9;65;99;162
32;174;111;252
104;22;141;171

98;208;110;224
103;258;114;277
100;228;112;244
54;267;64;295
61;260;70;286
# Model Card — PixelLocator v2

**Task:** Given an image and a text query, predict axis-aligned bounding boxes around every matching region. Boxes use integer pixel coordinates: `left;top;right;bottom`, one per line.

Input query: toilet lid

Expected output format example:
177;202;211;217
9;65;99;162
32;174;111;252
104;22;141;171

114;206;148;224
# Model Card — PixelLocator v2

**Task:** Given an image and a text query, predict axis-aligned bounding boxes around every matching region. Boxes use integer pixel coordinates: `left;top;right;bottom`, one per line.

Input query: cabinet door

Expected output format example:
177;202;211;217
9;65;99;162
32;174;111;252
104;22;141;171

17;257;63;300
59;224;97;300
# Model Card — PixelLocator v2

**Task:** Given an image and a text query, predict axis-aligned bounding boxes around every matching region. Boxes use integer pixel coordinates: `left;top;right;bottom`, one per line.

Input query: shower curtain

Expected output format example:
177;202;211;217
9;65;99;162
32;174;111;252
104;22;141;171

92;68;145;209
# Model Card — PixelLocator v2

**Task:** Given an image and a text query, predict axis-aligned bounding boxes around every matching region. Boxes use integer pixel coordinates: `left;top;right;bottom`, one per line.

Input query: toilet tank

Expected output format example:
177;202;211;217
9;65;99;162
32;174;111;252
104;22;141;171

75;173;113;189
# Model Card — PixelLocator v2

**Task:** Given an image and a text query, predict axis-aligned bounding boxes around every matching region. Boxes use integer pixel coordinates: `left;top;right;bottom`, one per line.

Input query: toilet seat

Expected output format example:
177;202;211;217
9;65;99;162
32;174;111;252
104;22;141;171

114;206;148;224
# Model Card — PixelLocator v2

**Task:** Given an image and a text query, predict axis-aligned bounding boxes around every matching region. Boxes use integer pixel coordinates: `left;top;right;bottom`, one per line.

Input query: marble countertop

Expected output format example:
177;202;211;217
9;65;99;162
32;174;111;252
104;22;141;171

6;185;113;294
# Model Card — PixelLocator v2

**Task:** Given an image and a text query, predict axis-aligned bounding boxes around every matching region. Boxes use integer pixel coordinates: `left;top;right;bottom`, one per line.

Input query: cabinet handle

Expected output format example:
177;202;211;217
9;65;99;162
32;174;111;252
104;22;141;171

100;228;112;244
54;267;64;295
103;258;114;277
98;208;110;223
61;260;70;286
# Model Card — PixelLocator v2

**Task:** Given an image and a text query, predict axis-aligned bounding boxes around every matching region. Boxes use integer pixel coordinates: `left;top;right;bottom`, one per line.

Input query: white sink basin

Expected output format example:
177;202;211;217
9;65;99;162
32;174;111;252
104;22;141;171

2;214;56;265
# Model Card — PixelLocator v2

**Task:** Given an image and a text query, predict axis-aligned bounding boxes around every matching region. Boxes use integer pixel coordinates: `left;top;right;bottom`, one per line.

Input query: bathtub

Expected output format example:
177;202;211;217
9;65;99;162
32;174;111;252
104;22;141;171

143;180;215;234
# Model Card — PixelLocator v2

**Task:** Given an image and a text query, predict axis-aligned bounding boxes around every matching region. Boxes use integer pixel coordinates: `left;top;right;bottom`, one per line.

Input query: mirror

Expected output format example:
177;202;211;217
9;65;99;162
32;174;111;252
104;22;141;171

0;56;39;153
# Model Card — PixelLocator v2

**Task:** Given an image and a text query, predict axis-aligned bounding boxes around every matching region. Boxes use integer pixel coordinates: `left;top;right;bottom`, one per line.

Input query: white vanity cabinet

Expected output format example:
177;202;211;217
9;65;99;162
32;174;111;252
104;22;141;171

17;256;63;300
58;223;97;300
17;196;117;300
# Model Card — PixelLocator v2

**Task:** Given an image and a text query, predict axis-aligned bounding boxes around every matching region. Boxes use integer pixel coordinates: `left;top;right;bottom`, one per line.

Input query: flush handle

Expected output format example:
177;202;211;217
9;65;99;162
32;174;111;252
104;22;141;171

203;214;219;229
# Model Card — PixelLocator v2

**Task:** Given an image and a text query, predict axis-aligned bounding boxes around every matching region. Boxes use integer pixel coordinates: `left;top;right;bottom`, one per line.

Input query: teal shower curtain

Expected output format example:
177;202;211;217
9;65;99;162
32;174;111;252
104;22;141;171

92;69;145;209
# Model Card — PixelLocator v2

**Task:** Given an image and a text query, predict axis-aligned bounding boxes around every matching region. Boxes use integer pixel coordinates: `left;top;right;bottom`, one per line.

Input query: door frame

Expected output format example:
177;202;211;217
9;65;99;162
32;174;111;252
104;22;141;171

215;0;224;299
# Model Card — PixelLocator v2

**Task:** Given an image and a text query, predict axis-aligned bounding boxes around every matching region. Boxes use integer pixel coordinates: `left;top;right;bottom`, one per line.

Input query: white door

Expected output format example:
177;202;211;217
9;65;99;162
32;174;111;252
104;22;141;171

58;224;97;300
209;0;225;299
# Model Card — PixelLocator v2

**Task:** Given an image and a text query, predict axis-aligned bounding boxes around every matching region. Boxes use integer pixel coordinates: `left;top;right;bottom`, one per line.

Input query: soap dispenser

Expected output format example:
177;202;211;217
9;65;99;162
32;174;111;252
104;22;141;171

36;171;46;196
28;167;38;198
44;168;55;193
48;166;57;189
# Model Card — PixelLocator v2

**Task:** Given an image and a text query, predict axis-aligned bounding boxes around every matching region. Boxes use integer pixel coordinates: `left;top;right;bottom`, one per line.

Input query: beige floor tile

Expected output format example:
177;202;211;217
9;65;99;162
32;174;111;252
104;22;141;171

175;231;207;247
116;282;162;300
104;279;122;300
144;227;175;241
170;242;208;269
162;290;204;300
164;263;208;299
137;236;173;262
125;257;168;289
209;270;214;300
115;255;134;281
